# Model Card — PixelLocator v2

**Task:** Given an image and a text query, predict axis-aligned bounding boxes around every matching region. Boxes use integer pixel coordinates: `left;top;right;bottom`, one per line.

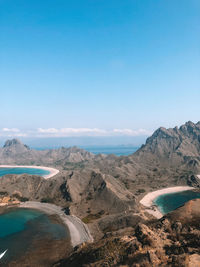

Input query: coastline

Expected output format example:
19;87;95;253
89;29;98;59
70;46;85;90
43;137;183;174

0;165;59;179
19;201;93;247
140;186;194;219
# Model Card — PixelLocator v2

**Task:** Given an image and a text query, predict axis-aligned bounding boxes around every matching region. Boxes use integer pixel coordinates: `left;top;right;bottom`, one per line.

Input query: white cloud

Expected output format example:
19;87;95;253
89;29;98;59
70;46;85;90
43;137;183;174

38;128;59;134
2;128;20;132
37;128;107;136
7;133;28;137
37;128;151;137
0;128;27;137
0;127;152;138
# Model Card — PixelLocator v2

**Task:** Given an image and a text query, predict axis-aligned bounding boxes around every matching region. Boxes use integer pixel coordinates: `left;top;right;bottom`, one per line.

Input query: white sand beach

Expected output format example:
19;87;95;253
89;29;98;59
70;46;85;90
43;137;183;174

140;186;194;219
20;201;93;247
0;165;59;179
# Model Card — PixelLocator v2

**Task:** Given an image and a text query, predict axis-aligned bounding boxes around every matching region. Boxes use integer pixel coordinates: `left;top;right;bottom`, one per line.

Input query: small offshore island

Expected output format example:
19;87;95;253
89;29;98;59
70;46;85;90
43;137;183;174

1;122;200;266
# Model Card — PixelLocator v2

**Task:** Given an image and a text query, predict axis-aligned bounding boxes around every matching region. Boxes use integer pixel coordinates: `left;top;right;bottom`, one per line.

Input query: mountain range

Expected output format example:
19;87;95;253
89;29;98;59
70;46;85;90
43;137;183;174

1;121;200;266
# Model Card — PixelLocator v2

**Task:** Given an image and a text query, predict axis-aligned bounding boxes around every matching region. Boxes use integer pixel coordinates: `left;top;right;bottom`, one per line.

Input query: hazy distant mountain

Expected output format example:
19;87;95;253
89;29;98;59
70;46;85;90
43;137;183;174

0;138;95;165
0;136;147;149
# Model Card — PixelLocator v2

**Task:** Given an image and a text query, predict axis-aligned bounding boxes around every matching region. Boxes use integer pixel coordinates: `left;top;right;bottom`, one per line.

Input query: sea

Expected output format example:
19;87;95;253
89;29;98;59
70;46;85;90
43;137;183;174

0;208;68;264
0;168;67;264
154;190;200;214
80;146;139;156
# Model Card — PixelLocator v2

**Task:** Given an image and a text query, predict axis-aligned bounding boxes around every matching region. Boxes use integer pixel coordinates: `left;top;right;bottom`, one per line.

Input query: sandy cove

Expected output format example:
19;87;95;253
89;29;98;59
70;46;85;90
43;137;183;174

140;186;194;219
19;201;93;247
0;165;59;179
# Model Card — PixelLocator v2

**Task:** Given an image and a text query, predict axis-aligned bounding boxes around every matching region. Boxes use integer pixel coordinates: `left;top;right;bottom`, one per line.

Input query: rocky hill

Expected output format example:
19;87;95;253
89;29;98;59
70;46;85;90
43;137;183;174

0;138;95;165
1;122;200;266
0;139;140;240
90;121;200;194
55;199;200;267
1;122;200;215
134;121;200;170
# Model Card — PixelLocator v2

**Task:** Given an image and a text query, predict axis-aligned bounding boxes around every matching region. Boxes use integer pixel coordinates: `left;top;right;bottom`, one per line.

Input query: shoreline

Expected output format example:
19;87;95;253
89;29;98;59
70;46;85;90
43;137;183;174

0;165;59;179
140;186;194;219
19;201;93;247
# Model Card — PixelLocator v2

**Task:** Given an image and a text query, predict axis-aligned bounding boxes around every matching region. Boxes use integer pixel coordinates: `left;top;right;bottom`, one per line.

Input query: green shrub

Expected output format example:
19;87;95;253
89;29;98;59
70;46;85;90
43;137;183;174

137;189;146;194
40;197;54;203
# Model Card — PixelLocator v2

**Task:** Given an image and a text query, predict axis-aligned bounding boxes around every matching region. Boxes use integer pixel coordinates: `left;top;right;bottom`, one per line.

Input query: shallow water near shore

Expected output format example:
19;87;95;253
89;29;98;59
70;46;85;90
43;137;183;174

0;167;50;178
154;190;200;214
0;208;69;265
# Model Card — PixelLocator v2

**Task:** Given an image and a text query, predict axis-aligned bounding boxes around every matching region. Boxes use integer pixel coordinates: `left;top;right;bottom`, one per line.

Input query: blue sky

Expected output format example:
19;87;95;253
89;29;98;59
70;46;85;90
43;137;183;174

0;0;199;140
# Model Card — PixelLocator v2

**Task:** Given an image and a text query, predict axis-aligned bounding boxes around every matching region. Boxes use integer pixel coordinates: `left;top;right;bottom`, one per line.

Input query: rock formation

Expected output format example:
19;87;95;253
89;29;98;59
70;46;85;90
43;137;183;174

0;138;95;165
55;199;200;267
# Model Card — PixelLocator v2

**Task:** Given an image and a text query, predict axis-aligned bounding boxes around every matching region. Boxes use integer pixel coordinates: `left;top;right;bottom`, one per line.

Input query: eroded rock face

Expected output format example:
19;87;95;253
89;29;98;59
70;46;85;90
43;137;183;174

135;121;200;169
187;175;200;187
0;174;69;206
55;199;200;267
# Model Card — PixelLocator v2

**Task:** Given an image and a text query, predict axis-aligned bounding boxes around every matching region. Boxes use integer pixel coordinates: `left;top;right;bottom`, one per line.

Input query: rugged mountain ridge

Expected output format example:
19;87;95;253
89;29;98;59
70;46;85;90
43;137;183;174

1;121;200;266
134;121;200;170
1;121;200;204
74;121;200;198
56;199;200;267
0;138;95;165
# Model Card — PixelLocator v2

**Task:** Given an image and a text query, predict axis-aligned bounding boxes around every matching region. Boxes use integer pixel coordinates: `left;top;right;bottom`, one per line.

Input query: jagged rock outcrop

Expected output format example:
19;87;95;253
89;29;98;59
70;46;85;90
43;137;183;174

95;121;200;194
134;121;200;170
54;199;200;267
66;170;137;217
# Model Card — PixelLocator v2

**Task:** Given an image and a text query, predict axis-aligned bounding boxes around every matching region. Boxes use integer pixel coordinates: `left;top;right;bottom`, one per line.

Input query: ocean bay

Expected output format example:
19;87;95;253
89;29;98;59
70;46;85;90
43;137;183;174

154;190;200;214
0;208;70;265
0;167;50;178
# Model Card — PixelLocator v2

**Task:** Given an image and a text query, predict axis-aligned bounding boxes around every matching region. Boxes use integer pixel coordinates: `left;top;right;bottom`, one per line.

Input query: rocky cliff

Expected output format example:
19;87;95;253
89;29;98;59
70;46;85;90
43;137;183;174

135;121;200;170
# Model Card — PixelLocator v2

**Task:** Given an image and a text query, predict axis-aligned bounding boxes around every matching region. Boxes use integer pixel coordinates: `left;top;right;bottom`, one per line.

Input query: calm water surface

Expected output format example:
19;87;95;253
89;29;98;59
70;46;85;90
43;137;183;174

0;208;67;264
154;190;200;214
0;167;50;178
81;146;139;156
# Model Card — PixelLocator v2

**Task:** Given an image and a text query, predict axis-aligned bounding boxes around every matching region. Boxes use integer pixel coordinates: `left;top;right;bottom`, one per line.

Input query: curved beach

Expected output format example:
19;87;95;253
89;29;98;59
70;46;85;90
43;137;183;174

19;201;93;247
0;165;59;179
140;186;194;218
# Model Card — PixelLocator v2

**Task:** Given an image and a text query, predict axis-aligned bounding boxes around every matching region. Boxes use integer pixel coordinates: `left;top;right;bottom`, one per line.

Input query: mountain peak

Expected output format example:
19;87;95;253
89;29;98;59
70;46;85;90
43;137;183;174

3;139;30;150
136;121;200;161
4;139;22;147
186;120;194;125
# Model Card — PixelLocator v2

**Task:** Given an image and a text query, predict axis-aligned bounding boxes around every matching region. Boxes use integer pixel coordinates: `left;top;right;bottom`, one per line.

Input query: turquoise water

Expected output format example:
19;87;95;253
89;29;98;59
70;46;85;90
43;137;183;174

154;190;200;214
0;208;67;263
0;208;42;237
0;167;50;178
